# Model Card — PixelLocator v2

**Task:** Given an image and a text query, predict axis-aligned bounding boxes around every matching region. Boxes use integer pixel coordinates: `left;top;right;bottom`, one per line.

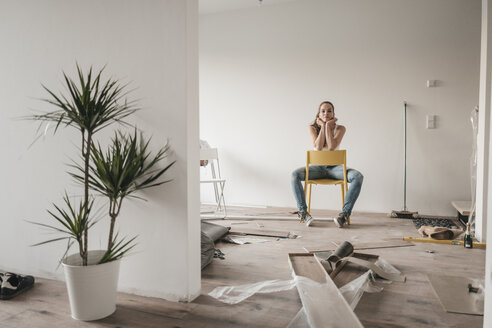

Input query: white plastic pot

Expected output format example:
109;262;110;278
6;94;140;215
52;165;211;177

62;250;121;321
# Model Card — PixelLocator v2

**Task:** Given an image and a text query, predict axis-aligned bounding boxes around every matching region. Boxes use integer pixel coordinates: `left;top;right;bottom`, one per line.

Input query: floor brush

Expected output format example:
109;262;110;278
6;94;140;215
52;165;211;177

390;101;418;219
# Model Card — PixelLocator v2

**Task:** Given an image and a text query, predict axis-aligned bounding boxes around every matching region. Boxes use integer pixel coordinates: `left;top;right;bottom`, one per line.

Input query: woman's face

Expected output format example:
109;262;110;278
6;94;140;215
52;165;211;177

318;103;334;122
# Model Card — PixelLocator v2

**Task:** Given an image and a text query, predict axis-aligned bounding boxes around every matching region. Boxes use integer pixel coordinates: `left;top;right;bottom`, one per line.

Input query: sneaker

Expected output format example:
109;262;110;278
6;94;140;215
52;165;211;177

0;272;35;300
334;212;348;228
298;211;306;223
305;213;314;227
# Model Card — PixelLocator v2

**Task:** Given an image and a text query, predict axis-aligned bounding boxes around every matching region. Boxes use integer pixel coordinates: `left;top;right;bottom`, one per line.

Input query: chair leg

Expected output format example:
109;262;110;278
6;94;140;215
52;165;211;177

340;185;345;210
213;181;221;213
307;184;312;213
211;163;220;204
216;181;227;219
340;184;350;225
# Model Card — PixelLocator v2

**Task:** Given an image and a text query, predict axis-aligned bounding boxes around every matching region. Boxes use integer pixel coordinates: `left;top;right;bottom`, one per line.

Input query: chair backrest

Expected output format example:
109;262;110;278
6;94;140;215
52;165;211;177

306;150;346;166
306;150;347;184
200;148;219;161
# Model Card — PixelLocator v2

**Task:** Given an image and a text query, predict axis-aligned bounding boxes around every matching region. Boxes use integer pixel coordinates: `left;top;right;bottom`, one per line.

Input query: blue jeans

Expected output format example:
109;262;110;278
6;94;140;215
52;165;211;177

291;165;363;215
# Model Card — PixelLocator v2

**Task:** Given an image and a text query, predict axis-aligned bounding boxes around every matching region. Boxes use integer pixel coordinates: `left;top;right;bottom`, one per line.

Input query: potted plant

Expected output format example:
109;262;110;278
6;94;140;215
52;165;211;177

27;66;175;320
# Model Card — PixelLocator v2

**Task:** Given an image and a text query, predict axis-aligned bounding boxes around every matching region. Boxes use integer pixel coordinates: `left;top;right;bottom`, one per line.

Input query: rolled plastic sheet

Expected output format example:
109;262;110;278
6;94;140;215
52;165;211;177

469;106;478;229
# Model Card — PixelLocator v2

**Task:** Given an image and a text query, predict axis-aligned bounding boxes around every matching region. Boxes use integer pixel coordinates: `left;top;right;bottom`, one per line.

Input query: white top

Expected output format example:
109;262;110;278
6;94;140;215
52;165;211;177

319;125;340;150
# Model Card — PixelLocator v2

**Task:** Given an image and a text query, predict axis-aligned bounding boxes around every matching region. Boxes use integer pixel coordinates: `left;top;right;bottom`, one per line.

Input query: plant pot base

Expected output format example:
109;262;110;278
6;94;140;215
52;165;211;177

63;250;121;321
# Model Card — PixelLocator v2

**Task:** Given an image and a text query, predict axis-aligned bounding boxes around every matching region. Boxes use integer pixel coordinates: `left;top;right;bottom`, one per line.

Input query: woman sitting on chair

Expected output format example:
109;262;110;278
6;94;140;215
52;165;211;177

291;101;363;228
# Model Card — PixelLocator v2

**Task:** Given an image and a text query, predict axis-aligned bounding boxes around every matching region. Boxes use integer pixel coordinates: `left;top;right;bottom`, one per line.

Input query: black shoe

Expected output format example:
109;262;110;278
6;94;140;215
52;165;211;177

334;212;348;228
0;272;35;300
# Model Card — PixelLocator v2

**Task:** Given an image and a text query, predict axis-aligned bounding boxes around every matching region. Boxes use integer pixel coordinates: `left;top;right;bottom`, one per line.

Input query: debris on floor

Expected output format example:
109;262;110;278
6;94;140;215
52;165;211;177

427;273;484;315
213;249;225;260
222;235;273;245
412;217;460;230
288;253;364;328
403;236;487;248
417;225;463;240
209;240;404;327
304;239;414;253
229;227;298;239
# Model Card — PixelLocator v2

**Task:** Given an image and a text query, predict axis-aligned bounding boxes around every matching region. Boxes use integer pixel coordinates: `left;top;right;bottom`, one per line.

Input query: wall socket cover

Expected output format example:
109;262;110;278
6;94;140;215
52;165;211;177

426;114;436;129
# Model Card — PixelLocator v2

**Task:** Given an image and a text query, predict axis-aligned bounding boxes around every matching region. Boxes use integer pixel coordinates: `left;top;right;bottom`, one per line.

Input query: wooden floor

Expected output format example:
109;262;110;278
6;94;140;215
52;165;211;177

0;207;485;327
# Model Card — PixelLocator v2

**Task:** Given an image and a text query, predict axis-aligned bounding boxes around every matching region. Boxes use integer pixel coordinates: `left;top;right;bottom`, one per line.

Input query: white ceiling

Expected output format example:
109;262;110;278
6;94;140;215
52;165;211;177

199;0;298;15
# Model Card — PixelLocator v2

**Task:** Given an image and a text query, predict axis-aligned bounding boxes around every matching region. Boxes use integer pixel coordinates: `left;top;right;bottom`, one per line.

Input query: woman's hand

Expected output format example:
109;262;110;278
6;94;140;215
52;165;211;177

316;118;324;127
327;117;338;130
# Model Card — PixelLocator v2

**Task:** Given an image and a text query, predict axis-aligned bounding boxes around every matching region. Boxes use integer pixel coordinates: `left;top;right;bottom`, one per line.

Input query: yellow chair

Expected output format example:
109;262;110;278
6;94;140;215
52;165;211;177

304;150;350;224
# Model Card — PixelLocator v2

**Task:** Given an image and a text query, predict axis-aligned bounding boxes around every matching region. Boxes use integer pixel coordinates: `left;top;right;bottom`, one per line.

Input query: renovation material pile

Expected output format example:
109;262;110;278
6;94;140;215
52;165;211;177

209;240;407;327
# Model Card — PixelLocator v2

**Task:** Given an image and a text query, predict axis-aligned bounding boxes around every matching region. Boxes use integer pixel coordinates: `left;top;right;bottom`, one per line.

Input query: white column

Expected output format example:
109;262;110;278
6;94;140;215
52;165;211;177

185;0;201;301
482;0;492;325
477;0;492;243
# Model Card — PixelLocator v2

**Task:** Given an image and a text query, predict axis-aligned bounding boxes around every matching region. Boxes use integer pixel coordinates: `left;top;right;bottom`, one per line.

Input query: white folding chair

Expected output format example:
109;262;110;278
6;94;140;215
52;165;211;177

200;148;227;218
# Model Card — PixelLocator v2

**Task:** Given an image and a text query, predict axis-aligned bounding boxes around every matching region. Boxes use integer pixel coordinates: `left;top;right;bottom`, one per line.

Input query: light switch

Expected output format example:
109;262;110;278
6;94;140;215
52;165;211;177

427;80;436;87
426;115;436;129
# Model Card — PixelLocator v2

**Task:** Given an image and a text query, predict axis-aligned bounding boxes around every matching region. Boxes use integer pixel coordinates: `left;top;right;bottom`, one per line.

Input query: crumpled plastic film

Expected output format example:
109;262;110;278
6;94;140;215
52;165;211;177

210;256;402;327
339;271;383;310
375;257;402;277
287;307;310;328
209;257;402;305
469;106;479;228
292;275;363;328
208;279;296;304
288;271;385;328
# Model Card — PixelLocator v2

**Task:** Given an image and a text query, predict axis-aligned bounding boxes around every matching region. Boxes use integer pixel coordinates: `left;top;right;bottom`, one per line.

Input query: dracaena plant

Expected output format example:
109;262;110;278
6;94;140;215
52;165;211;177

70;130;175;253
27;65;173;265
30;194;96;259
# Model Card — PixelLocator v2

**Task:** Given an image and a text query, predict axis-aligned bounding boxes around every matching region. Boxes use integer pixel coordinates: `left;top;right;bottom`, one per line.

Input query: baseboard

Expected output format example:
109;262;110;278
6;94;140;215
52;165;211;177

201;214;335;221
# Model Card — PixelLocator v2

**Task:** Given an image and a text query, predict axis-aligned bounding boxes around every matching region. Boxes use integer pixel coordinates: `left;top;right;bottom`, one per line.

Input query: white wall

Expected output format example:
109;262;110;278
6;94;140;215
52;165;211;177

0;0;200;301
200;0;481;216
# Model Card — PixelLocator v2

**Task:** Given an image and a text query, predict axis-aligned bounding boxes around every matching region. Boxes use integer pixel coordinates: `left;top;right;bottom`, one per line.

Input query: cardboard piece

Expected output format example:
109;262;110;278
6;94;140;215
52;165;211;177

288;253;363;328
427;273;484;315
